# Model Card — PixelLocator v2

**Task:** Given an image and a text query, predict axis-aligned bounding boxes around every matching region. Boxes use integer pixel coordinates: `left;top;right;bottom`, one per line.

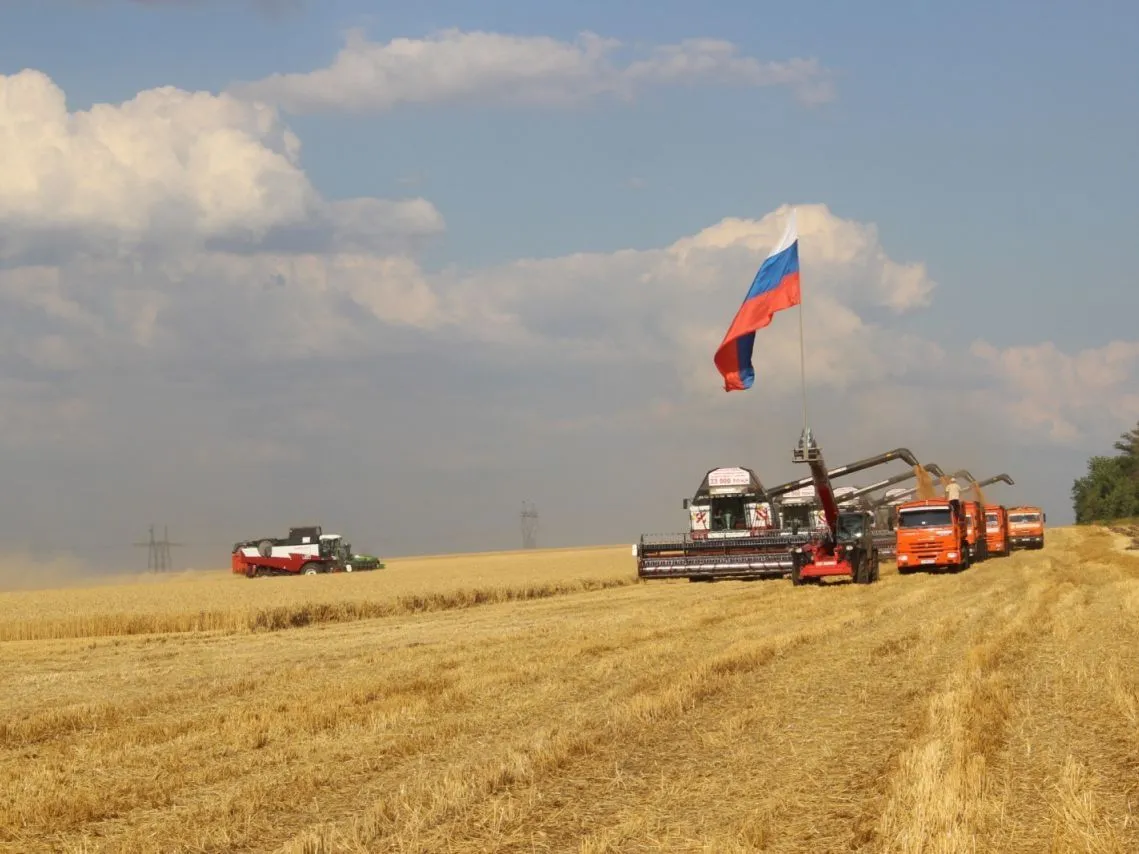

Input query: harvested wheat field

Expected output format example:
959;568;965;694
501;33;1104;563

2;526;1138;853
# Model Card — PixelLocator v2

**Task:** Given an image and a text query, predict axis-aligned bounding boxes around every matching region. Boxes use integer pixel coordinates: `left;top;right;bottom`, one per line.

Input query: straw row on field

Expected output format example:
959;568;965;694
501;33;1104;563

0;576;636;642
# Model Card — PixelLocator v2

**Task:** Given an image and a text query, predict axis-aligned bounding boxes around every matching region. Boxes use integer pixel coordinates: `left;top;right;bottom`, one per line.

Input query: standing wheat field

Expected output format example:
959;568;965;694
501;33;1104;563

1;526;1136;853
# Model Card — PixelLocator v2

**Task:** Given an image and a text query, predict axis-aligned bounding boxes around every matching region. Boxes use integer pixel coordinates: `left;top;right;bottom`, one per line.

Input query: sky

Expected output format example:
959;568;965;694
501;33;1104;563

1;0;1138;577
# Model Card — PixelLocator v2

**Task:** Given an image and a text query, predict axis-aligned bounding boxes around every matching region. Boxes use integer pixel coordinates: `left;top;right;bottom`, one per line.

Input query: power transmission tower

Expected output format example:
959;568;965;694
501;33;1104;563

134;524;183;572
520;501;539;549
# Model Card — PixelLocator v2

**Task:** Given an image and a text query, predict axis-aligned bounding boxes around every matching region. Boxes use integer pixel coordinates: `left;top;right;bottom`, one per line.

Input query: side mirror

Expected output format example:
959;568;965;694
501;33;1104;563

682;498;690;510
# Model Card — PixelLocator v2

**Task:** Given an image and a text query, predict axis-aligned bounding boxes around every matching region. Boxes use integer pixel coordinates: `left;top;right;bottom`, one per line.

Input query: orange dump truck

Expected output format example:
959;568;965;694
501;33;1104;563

985;504;1010;556
1007;505;1046;549
961;499;989;562
894;498;970;573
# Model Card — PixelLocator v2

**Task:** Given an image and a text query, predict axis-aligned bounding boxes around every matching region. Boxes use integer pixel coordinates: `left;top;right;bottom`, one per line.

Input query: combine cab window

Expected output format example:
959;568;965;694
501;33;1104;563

709;496;749;530
898;508;952;528
781;505;815;530
1009;513;1040;524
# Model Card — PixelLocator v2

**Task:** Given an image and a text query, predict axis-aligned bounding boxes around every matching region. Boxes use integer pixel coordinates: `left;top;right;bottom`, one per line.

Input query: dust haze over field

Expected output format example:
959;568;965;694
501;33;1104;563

2;526;1137;853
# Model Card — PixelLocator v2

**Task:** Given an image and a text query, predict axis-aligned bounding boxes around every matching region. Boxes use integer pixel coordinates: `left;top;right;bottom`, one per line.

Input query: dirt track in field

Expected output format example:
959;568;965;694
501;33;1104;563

1;525;1136;853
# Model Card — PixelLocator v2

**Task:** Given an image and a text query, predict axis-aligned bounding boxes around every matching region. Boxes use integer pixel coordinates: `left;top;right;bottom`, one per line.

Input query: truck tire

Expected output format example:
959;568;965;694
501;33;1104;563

301;563;320;575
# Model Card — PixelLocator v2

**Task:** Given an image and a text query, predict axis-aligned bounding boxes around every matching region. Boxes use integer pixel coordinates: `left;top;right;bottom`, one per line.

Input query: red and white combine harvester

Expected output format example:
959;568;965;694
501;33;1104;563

231;525;384;578
634;444;938;582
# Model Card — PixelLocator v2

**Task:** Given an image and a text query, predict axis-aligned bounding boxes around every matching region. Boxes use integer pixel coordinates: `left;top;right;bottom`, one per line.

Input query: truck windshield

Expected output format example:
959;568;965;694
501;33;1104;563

1009;513;1040;523
898;508;952;528
985;514;998;525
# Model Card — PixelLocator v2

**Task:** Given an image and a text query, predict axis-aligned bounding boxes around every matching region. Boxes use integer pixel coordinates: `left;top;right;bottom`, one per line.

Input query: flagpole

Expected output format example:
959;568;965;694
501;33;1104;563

793;208;809;434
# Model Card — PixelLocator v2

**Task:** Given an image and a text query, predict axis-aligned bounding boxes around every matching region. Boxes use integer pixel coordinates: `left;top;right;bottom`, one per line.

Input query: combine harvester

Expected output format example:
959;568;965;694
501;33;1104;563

232;525;384;578
634;445;927;581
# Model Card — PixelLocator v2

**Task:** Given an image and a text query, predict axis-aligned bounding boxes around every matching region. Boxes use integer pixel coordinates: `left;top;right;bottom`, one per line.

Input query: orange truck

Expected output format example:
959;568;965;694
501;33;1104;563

894;497;971;573
1007;505;1046;549
984;504;1010;556
961;499;989;563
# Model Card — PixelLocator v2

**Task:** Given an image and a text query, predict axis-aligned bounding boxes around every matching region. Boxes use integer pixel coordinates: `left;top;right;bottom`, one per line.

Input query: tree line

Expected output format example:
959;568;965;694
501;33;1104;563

1072;422;1139;523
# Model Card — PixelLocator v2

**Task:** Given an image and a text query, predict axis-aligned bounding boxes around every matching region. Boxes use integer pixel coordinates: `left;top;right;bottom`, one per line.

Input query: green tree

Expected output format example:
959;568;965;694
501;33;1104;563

1072;420;1139;523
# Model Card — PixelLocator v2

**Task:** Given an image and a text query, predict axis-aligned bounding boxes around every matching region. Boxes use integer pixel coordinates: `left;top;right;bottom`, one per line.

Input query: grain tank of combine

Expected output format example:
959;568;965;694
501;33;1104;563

683;466;778;536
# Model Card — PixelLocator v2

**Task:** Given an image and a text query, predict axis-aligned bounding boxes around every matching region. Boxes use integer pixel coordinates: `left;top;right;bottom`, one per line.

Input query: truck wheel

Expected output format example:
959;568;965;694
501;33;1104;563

301;563;320;575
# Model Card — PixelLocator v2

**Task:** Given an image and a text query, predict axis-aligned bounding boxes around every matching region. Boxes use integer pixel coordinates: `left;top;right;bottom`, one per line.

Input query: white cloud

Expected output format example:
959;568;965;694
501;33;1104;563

0;65;1129;563
231;28;836;114
0;69;443;262
969;340;1139;442
440;203;940;396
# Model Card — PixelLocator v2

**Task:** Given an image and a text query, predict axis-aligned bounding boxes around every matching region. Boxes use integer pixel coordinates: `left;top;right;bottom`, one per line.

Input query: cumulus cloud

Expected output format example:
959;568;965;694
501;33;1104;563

1;65;1131;563
440;203;940;396
969;340;1139;442
231;27;836;114
0;69;442;262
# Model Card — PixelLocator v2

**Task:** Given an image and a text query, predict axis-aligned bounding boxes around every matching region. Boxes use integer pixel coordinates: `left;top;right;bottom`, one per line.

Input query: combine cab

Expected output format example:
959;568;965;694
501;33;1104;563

635;447;930;581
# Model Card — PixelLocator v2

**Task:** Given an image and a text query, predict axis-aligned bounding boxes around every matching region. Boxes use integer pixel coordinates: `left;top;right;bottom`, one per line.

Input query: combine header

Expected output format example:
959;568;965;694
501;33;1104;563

634;445;918;581
788;429;881;585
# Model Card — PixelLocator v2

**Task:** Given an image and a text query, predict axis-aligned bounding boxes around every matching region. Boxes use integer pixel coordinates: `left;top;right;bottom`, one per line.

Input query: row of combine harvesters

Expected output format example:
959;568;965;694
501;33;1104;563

633;428;1047;586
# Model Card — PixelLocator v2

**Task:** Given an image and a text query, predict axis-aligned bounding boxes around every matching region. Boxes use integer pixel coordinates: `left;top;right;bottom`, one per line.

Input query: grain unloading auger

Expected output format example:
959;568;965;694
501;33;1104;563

634;445;925;582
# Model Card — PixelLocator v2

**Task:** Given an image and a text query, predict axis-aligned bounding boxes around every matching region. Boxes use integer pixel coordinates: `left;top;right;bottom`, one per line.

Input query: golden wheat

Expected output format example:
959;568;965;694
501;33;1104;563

1;529;1136;853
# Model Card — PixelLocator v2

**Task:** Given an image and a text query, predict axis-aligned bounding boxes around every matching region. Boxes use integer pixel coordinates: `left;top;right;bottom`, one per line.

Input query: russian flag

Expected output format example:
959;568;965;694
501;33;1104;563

714;210;801;391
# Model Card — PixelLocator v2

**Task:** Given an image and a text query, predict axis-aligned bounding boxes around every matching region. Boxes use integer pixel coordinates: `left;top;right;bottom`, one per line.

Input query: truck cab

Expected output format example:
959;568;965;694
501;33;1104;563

684;467;776;539
1007;505;1046;549
894;498;970;573
984;504;1010;557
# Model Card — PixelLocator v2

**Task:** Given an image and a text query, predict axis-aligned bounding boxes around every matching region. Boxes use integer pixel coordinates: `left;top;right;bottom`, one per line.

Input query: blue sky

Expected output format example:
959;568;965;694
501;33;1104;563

0;0;1136;575
12;0;1131;348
